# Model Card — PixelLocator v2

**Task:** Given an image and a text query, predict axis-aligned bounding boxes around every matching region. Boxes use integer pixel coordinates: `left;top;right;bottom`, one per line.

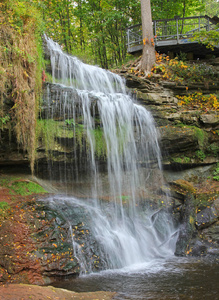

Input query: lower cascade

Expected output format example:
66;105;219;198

39;36;178;274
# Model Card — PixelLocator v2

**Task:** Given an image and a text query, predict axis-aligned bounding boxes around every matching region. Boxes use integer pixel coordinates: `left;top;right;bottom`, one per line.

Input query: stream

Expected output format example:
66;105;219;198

52;257;219;299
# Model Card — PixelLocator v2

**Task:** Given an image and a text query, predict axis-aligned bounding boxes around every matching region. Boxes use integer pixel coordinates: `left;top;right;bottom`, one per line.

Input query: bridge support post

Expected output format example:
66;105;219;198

207;17;210;31
127;29;130;52
154;20;157;46
176;19;179;44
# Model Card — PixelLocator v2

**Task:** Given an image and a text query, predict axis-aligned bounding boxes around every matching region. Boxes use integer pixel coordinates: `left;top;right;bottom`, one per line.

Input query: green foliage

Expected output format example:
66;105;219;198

169;59;217;83
209;143;219;157
37;119;107;158
0;115;10;128
151;0;205;20
152;55;218;85
213;163;219;181
195;150;206;161
65;118;76;127
0;201;10;211
204;0;219;17
35;0;141;68
0;201;11;217
177;51;187;62
0;176;47;197
172;156;191;163
177;93;219;111
194;128;207;149
9;181;47;196
121;195;130;203
37;118;131;159
191;29;219;51
91;127;107;158
0;0;45;173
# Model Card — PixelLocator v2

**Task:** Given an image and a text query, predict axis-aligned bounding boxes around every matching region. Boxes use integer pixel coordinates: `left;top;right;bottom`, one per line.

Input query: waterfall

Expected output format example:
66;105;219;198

40;36;178;273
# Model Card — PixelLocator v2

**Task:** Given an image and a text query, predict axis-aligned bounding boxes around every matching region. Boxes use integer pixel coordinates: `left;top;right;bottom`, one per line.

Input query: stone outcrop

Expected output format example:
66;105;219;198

120;59;219;257
0;51;219;276
116;68;219;172
165;179;219;256
0;190;107;285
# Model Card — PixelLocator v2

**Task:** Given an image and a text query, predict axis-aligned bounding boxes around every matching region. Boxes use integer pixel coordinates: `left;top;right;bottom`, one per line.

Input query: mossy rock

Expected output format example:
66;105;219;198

196;204;219;229
169;179;197;197
196;192;219;209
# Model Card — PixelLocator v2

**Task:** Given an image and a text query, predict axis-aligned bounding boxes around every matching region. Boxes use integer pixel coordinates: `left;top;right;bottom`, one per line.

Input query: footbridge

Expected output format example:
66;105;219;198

127;15;219;57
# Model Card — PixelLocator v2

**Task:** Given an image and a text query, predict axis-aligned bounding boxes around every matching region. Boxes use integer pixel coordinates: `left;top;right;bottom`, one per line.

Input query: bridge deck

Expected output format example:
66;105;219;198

127;15;219;56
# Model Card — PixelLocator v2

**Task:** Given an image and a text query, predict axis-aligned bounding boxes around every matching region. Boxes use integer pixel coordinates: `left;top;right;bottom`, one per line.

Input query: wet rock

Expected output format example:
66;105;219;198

189;239;208;256
0;197;108;285
197;204;219;229
202;220;219;246
200;113;219;127
160;126;199;155
123;74;162;92
175;193;197;256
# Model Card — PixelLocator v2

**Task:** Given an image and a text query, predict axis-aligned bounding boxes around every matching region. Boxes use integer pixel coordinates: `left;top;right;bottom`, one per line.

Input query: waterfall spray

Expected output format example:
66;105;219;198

40;35;178;273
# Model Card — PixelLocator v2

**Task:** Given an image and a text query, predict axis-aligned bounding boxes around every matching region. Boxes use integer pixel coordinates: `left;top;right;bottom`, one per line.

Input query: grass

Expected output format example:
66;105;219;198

9;181;47;196
0;201;11;216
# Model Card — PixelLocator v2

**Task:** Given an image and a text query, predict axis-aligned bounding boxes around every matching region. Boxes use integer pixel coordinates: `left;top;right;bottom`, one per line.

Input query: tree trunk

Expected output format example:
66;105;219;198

140;0;156;73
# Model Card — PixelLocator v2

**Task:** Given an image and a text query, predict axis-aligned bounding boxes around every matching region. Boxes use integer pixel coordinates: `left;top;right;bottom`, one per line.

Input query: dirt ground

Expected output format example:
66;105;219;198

0;284;116;300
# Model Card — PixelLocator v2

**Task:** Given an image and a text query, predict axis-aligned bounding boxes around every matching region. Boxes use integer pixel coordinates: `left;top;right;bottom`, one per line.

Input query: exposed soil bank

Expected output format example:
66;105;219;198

0;284;116;300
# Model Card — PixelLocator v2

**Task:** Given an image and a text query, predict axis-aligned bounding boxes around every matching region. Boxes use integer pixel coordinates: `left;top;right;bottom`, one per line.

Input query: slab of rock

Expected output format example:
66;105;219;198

200;113;219;126
0;284;116;300
197;204;219;229
160;126;199;155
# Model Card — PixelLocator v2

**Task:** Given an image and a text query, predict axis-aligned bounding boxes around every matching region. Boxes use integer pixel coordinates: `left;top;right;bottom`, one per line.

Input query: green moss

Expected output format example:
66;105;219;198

172;156;191;164
91;127;107;158
37;117;131;160
0;201;10;211
195;150;206;161
196;191;218;208
213;163;219;181
209;143;219;157
194;128;208;150
0;177;47;196
9;181;47;196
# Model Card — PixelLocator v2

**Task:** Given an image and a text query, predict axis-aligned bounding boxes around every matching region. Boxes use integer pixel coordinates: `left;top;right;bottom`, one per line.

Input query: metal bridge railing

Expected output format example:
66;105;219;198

127;15;218;52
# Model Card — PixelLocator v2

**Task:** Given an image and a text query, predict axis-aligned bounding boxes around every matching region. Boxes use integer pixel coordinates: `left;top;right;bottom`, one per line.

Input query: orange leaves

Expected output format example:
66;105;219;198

143;38;149;45
176;93;219;111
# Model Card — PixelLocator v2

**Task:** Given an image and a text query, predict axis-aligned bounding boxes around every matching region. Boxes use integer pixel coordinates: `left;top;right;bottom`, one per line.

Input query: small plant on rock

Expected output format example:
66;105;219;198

213;163;219;181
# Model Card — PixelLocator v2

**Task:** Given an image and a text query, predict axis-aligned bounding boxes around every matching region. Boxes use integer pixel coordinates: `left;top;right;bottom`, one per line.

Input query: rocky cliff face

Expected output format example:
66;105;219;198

116;65;219;257
0;54;219;285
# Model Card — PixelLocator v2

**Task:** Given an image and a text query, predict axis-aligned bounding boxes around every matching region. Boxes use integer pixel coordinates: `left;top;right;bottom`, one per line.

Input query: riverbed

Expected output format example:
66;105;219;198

52;257;219;300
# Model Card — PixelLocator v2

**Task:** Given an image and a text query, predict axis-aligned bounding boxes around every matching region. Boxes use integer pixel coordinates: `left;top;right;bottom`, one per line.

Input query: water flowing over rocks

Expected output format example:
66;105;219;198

0;37;219;289
114;62;219;258
0;192;110;285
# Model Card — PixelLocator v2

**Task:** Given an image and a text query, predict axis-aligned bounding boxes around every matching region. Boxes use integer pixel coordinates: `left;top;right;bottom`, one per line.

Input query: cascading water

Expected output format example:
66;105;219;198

40;35;178;273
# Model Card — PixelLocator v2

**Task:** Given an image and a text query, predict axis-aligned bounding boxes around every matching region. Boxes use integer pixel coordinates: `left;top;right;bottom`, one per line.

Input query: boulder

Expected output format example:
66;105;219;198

196;204;219;229
200;113;219;127
0;197;108;285
175;193;197;256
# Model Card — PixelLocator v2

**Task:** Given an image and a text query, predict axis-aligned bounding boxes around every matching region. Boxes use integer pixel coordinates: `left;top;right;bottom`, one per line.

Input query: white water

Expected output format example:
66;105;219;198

43;35;178;273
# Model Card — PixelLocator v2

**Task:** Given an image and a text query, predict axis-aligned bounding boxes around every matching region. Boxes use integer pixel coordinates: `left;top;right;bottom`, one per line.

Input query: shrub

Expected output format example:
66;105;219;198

177;93;219;111
151;54;217;84
213;163;219;181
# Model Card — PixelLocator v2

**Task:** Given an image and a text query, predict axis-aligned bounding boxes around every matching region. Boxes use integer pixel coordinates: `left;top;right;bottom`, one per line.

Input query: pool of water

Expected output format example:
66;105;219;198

52;257;219;299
